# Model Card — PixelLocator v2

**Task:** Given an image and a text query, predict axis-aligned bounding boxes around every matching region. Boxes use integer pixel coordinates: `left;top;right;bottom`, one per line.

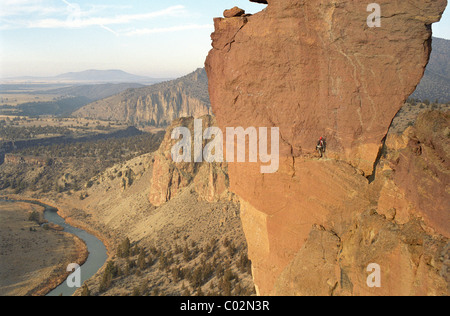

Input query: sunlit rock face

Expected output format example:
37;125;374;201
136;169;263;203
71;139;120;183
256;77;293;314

206;0;448;295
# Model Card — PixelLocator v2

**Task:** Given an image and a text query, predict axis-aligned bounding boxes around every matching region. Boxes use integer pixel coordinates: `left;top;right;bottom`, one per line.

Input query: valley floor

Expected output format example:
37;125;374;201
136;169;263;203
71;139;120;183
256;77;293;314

0;201;87;296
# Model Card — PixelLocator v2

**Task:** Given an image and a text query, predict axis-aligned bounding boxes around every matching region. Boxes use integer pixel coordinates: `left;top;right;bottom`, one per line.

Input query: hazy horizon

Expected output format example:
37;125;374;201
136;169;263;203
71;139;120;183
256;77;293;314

0;0;449;79
1;68;175;80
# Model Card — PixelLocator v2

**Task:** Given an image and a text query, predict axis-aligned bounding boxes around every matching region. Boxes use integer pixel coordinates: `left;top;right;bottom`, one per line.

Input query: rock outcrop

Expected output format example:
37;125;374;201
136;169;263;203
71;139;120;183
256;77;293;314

205;0;448;296
224;7;246;18
149;115;229;206
379;111;450;238
74;68;211;127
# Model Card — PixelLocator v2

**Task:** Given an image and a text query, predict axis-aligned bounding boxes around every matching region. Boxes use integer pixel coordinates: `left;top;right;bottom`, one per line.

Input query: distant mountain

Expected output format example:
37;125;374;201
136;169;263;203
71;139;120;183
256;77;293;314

73;68;211;127
39;82;146;101
4;70;167;85
53;70;157;83
411;37;450;103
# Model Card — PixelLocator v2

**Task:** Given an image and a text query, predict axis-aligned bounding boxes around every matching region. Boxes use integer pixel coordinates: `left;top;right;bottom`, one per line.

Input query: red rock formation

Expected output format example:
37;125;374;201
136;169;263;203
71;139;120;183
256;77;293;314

380;111;450;238
224;7;246;18
205;0;448;295
149;116;229;206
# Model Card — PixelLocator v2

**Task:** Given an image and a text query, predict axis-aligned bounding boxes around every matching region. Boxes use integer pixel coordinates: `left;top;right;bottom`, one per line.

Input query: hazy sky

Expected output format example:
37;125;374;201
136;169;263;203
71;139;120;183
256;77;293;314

0;0;449;79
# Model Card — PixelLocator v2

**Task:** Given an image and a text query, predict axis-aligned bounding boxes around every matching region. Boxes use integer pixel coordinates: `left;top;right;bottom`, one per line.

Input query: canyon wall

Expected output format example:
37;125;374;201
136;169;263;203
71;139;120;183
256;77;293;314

205;0;448;295
75;69;211;127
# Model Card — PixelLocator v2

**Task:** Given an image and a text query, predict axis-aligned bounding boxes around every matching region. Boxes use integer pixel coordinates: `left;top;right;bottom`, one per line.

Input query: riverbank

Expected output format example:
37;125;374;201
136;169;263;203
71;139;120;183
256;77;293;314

1;194;111;296
32;234;88;296
0;200;88;296
4;194;114;258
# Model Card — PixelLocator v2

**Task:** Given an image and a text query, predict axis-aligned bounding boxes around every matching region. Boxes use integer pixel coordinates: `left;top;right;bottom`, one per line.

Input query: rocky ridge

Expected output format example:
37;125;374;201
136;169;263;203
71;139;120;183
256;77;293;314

205;0;449;295
74;68;211;127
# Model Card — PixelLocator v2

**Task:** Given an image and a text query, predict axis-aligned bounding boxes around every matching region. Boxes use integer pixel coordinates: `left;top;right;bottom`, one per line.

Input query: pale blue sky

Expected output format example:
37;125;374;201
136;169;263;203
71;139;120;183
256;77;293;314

0;0;449;79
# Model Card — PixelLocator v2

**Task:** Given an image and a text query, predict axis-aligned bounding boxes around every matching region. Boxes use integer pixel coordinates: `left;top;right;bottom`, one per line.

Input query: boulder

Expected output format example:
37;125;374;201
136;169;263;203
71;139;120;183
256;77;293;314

224;7;245;18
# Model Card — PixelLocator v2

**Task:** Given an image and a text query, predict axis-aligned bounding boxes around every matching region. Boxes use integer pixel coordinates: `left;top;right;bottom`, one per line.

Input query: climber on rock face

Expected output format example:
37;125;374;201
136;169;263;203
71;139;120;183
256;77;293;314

316;137;326;158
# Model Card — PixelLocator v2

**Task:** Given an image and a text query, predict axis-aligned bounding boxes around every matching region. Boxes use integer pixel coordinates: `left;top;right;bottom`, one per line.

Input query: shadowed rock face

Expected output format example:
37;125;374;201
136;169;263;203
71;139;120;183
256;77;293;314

205;0;448;295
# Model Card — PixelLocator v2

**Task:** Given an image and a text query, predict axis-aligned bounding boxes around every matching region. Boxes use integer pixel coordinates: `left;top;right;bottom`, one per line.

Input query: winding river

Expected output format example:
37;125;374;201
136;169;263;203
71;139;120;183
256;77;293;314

1;198;108;296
